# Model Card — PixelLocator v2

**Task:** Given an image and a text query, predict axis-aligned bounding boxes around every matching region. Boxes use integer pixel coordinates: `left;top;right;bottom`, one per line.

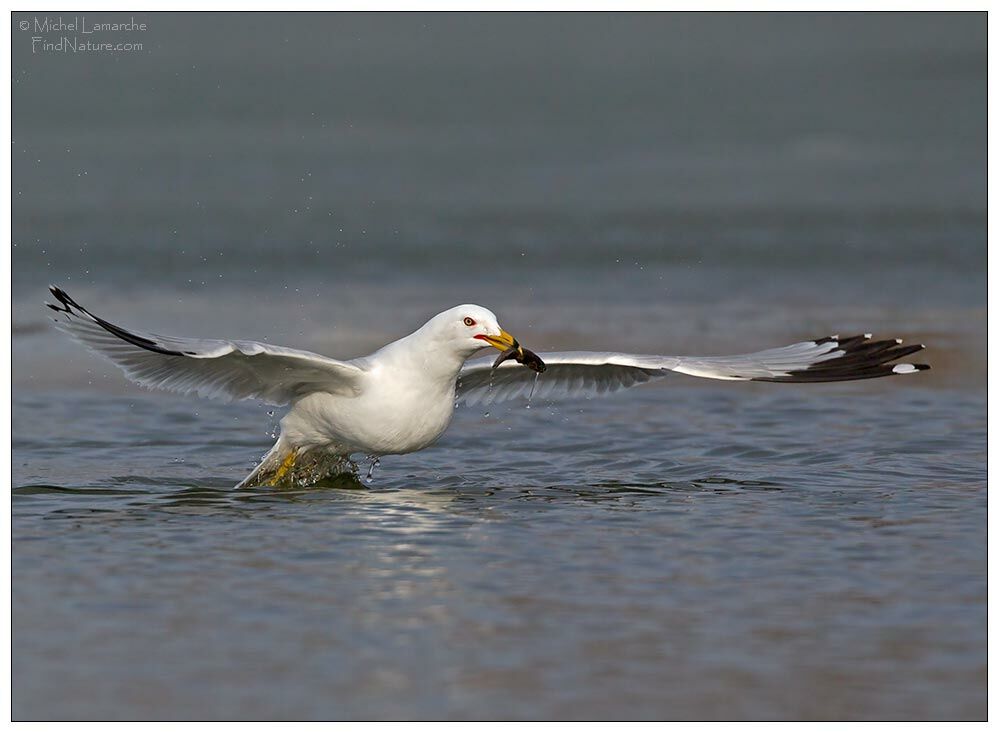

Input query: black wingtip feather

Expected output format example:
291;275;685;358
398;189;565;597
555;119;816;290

47;285;76;314
753;334;929;383
45;285;188;358
49;285;76;307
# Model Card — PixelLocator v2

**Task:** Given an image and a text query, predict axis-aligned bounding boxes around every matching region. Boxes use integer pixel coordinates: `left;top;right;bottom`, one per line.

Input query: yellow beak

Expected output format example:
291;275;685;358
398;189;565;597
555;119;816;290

478;328;521;354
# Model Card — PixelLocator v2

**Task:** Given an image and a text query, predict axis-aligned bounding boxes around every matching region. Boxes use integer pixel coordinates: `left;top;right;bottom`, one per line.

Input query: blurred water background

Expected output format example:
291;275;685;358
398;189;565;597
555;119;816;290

12;13;986;720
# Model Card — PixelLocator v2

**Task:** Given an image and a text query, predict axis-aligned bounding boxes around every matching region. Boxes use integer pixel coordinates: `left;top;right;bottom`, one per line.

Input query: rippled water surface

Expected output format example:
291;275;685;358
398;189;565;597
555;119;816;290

12;12;985;721
13;384;986;720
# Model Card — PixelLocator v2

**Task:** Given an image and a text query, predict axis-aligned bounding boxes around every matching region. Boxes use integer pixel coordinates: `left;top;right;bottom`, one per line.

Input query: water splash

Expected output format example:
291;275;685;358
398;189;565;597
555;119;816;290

365;456;380;483
245;451;359;489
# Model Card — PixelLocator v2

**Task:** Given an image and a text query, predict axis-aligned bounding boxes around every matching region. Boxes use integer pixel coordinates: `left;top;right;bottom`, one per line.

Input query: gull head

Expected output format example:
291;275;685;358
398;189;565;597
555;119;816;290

422;304;522;360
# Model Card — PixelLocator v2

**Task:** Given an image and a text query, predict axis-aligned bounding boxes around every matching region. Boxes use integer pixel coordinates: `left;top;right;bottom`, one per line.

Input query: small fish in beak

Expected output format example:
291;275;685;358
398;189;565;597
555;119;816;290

492;341;547;373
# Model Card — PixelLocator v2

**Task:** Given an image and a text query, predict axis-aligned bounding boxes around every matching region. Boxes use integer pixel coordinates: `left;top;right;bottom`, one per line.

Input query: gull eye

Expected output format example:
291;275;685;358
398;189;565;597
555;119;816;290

463;317;476;327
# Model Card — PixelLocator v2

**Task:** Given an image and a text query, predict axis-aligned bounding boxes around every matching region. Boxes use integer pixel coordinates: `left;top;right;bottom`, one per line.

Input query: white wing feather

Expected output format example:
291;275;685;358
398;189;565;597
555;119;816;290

47;287;365;405
456;336;928;407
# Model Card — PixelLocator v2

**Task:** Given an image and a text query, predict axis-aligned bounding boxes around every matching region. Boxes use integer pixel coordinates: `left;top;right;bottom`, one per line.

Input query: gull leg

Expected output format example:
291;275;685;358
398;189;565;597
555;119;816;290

269;447;299;486
236;437;298;489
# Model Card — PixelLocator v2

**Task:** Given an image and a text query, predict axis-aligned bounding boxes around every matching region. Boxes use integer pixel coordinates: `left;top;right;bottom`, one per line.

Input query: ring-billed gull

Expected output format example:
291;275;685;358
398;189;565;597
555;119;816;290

46;286;929;487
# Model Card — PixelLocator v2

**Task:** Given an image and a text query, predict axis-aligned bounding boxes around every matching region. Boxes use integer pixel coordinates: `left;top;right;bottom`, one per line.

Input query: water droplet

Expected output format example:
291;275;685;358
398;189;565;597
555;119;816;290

525;372;541;408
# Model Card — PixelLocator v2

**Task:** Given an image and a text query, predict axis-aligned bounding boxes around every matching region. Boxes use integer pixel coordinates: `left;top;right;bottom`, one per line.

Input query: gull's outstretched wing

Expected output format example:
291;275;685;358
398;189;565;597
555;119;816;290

47;286;365;405
456;335;929;407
